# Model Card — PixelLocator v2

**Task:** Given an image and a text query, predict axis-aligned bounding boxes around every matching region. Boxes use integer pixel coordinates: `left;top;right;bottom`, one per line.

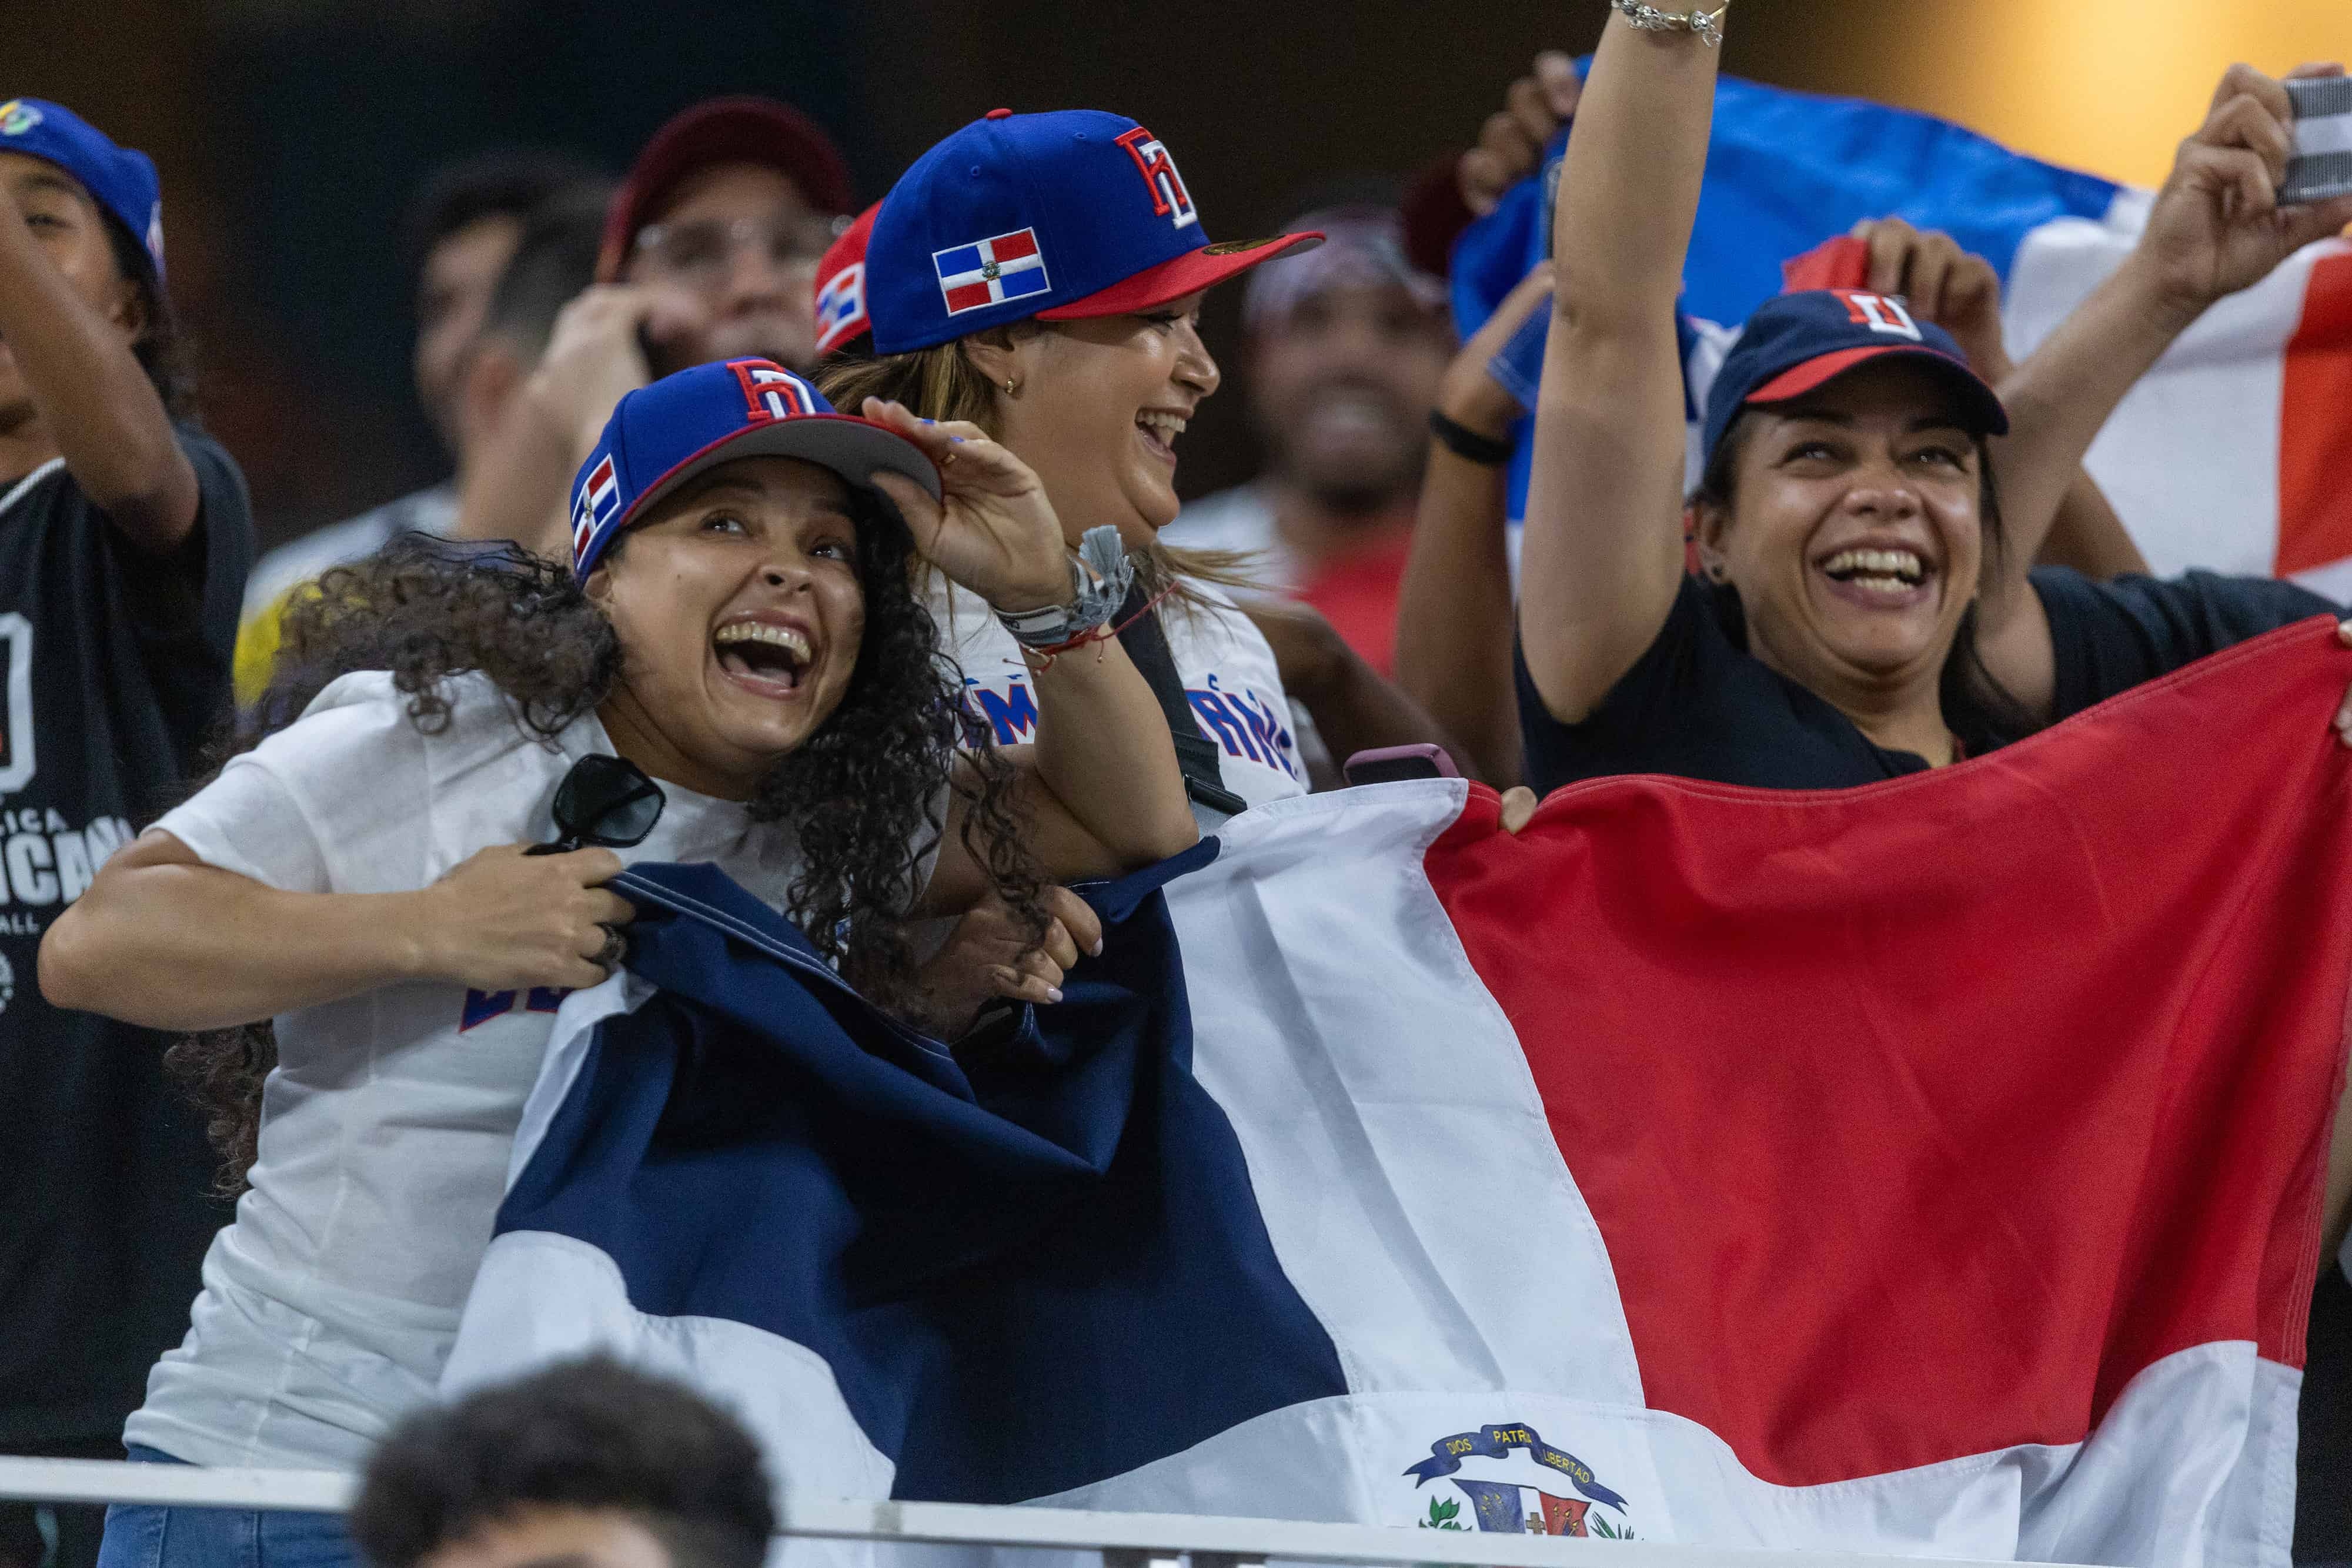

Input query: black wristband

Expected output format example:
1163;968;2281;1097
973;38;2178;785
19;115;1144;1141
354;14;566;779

1428;409;1514;466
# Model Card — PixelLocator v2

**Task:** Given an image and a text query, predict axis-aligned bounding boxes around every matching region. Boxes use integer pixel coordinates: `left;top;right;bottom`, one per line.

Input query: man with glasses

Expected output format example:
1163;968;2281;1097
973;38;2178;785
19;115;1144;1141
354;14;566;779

453;98;854;554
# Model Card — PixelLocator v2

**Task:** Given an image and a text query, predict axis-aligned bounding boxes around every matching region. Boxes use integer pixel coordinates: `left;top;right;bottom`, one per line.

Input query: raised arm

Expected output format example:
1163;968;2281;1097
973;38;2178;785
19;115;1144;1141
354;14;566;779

1393;263;1556;785
859;403;1197;913
1972;62;2352;708
1518;7;1720;726
0;173;196;550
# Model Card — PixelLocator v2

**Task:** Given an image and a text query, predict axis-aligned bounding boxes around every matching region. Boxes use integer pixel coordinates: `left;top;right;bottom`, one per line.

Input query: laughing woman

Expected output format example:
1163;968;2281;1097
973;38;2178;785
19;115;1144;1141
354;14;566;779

39;360;1195;1568
823;108;1468;827
1515;8;2352;794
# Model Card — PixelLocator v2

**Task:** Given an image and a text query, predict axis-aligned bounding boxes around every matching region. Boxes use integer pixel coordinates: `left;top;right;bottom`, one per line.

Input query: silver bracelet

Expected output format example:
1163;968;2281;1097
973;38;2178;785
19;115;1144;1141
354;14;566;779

993;526;1135;651
1611;0;1728;46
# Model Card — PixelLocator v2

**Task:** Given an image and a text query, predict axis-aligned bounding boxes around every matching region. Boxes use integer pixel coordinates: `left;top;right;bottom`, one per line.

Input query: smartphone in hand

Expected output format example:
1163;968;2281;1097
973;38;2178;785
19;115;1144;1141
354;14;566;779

2283;76;2352;206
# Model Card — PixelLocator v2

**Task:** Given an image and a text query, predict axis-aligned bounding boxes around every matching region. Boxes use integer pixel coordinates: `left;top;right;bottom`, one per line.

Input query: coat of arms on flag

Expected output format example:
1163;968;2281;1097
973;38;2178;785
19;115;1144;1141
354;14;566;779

933;228;1050;316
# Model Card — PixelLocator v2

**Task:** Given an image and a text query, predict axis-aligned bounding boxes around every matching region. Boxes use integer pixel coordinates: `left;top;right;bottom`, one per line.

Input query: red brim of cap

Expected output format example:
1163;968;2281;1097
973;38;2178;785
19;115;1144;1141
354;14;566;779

1748;345;2010;434
1037;231;1325;320
598;98;856;282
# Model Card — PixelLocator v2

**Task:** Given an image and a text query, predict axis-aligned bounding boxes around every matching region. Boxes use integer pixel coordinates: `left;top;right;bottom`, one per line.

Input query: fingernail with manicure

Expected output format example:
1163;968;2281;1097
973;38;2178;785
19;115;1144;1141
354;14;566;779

1045;987;1064;1004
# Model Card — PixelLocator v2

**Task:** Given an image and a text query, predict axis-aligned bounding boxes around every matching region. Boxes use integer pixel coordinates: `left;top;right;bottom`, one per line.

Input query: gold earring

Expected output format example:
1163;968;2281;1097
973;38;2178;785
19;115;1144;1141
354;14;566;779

1004;376;1020;395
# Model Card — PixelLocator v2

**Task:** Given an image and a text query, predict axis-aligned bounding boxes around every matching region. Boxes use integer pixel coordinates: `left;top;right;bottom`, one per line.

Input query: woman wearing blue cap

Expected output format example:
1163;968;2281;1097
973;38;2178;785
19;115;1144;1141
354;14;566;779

1514;5;2352;796
42;359;1196;1568
825;108;1467;838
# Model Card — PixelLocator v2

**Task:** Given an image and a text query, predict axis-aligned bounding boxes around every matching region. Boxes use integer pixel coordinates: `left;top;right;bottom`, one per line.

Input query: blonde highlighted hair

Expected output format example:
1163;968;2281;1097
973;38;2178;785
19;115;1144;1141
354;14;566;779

817;330;1259;613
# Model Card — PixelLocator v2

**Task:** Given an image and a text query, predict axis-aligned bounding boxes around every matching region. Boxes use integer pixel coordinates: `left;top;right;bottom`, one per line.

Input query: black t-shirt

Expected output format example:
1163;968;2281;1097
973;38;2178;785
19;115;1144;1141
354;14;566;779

0;432;251;1448
1516;567;2342;795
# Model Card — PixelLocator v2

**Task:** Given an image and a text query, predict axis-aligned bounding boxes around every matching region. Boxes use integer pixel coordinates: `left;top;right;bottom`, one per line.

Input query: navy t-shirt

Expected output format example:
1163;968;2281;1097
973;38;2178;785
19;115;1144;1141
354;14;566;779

0;430;250;1449
1516;566;2341;795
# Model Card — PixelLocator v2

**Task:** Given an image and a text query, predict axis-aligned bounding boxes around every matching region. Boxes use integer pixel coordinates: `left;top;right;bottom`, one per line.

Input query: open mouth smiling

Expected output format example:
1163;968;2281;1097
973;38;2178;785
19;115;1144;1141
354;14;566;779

712;619;814;697
1135;409;1187;465
1816;546;1933;605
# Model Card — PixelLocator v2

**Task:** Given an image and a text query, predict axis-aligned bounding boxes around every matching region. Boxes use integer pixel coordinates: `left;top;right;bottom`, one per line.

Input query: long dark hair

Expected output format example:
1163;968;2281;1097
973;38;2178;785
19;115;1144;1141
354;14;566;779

169;504;1044;1193
1693;416;2042;749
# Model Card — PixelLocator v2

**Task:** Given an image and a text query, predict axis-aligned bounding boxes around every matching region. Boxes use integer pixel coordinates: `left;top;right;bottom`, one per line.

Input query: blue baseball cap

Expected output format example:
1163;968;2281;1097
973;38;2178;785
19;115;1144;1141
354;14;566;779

0;99;164;280
1700;289;2007;472
864;108;1323;355
570;357;940;579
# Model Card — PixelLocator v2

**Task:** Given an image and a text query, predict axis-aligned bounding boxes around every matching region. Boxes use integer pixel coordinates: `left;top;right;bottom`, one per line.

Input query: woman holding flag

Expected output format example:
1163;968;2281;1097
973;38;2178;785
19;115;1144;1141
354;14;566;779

40;359;1198;1568
1513;8;2352;797
1514;0;2352;1481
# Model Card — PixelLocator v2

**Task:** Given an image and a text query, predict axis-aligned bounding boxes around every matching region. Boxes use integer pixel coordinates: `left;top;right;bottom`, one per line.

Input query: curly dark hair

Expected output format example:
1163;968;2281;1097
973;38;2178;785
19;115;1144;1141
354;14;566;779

169;504;1044;1193
348;1355;773;1568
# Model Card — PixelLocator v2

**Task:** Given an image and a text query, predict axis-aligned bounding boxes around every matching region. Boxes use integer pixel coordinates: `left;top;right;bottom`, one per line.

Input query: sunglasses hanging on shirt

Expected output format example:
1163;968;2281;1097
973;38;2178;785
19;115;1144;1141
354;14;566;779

525;754;667;856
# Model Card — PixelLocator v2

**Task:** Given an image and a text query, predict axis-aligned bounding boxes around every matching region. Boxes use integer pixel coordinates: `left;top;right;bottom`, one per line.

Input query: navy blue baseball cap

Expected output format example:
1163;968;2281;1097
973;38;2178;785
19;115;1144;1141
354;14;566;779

570;357;940;579
864;108;1323;355
1700;289;2007;472
0;99;164;280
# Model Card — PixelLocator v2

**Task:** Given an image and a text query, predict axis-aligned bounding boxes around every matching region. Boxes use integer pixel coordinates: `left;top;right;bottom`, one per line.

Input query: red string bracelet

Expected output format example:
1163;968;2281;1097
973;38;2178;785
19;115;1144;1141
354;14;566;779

1017;584;1178;672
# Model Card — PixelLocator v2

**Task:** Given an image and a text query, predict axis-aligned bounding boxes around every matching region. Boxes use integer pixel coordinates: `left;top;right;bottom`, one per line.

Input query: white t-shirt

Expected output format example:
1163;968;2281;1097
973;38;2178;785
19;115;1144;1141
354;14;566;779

931;576;1309;817
126;670;800;1472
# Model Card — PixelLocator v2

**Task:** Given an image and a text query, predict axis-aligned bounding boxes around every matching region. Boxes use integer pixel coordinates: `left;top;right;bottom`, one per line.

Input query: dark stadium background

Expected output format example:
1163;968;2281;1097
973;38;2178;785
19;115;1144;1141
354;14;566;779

27;0;2337;554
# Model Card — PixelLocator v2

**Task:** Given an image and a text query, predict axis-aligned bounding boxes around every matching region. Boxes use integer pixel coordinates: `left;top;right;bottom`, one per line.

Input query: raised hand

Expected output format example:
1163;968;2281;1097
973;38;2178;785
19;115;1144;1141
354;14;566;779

1849;218;2010;380
1439;259;1556;441
2129;62;2352;322
858;398;1073;613
529;282;709;458
1461;52;1584;218
411;842;637;993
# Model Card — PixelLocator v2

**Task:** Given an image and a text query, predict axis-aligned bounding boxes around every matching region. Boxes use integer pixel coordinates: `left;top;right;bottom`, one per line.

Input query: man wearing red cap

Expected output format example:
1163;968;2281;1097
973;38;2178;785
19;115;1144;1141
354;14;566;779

456;98;854;555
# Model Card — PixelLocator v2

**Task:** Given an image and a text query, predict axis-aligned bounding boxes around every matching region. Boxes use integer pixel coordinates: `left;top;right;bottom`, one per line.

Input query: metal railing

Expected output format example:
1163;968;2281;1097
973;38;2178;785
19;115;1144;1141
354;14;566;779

0;1459;2066;1568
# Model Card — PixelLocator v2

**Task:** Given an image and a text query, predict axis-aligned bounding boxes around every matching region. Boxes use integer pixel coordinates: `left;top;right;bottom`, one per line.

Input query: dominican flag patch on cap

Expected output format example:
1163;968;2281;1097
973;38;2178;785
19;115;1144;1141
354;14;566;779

816;262;867;353
572;454;620;564
934;228;1050;316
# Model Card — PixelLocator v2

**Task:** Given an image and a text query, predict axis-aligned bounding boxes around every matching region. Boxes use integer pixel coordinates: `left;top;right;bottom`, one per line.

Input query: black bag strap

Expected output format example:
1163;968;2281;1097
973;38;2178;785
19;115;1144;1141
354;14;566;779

1113;584;1248;817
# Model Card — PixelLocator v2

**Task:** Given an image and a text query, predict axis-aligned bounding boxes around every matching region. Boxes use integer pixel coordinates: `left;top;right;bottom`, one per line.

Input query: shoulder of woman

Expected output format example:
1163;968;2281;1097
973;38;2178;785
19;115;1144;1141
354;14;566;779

285;668;549;757
294;667;507;720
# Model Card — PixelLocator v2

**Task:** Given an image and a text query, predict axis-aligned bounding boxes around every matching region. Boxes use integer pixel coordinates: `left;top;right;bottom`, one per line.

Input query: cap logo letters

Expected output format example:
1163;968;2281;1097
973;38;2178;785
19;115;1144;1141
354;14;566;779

1114;126;1198;229
1835;290;1923;341
729;359;812;423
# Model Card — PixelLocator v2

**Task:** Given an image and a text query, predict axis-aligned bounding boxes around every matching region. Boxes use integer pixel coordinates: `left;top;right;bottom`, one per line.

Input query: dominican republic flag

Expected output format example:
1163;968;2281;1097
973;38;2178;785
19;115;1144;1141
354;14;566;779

1457;69;2352;601
447;620;2352;1567
571;454;620;563
934;229;1050;317
816;261;867;355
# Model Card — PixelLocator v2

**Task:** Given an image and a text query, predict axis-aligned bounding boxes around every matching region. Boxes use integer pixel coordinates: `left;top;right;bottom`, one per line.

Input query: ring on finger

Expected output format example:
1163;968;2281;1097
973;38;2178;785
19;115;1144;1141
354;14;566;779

594;922;629;971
